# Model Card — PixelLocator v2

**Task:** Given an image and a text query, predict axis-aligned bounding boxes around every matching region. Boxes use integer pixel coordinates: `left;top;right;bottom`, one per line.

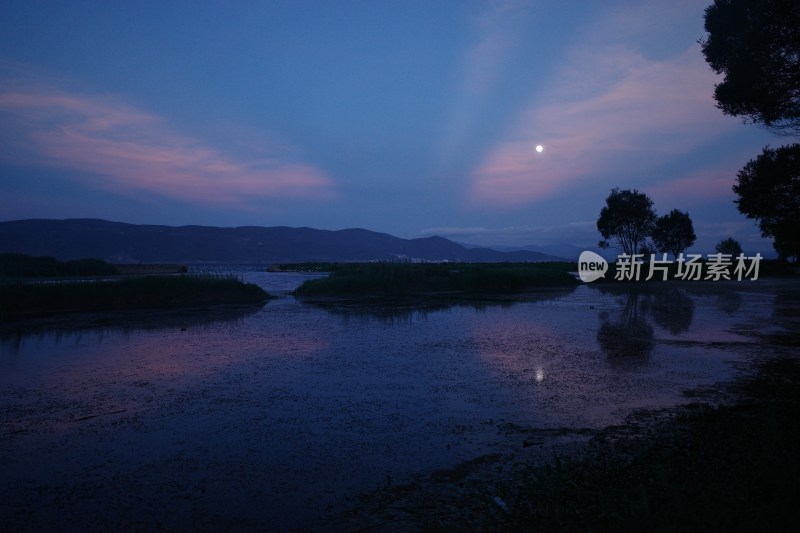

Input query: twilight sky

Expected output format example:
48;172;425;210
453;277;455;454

0;0;780;252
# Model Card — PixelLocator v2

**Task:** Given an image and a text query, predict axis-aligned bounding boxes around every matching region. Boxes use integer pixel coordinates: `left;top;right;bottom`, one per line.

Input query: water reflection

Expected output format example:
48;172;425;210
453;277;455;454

2;274;788;531
594;285;699;363
0;303;265;356
597;290;655;362
651;287;695;334
715;289;743;314
297;287;577;322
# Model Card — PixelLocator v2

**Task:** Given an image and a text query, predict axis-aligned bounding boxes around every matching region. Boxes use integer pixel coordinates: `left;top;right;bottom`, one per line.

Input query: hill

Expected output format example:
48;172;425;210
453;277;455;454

0;219;563;264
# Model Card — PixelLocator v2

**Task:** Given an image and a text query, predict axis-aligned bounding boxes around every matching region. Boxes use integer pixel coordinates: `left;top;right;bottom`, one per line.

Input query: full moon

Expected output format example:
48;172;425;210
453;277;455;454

535;144;544;153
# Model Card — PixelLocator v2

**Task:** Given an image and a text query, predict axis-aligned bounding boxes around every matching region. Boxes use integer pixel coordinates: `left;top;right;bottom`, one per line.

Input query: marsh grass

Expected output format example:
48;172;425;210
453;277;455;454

0;273;269;319
0;253;118;279
292;262;578;297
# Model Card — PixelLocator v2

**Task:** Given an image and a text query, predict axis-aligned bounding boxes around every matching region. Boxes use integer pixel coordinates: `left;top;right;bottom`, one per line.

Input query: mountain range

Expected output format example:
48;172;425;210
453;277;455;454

0;219;565;264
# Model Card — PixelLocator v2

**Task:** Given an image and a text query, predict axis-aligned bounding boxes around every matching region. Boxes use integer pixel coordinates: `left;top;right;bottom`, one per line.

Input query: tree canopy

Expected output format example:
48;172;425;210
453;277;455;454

652;210;697;258
715;237;743;257
701;0;800;135
597;188;656;256
733;144;800;261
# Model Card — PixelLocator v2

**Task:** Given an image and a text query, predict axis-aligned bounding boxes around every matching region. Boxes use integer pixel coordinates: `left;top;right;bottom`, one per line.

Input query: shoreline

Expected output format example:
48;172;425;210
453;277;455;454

337;351;800;531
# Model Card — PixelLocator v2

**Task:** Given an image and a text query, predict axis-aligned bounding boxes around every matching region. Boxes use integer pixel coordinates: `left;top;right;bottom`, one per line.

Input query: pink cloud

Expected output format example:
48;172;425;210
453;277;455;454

467;43;741;208
0;82;335;207
646;167;739;204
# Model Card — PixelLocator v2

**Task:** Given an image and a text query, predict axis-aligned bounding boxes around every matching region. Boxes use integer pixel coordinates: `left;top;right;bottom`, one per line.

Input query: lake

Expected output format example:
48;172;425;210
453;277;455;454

1;270;795;530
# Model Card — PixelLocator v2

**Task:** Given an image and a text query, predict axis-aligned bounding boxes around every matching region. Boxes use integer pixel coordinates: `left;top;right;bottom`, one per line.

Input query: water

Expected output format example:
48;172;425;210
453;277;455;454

0;271;793;530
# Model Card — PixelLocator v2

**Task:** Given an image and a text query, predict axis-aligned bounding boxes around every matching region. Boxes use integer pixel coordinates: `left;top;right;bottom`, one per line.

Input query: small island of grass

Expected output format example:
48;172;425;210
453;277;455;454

0;254;270;319
290;262;579;298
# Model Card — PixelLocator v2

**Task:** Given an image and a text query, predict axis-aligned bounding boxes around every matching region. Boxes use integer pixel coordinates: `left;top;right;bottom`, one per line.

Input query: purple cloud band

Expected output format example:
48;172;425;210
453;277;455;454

0;80;335;208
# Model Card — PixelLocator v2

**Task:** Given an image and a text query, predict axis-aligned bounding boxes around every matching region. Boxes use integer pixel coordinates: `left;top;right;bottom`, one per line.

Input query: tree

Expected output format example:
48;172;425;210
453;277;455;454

701;0;800;136
652;209;697;258
638;241;657;257
715;237;743;256
597;188;656;256
733;144;800;261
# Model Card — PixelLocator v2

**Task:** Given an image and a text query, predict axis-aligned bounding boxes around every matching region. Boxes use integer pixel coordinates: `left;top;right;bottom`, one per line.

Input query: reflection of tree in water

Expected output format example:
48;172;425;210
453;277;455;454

594;285;699;365
597;291;655;362
303;288;577;323
650;287;695;334
715;289;742;315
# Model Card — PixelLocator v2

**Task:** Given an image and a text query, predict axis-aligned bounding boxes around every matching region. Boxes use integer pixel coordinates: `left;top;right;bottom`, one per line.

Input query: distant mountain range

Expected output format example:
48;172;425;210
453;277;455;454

0;219;566;264
457;242;591;262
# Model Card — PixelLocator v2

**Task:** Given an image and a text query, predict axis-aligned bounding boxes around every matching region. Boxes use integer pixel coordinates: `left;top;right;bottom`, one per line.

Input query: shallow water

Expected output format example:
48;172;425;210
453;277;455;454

0;271;795;530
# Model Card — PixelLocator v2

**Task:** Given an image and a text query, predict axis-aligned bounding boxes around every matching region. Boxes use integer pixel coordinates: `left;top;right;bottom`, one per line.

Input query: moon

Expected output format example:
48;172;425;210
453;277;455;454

535;144;544;153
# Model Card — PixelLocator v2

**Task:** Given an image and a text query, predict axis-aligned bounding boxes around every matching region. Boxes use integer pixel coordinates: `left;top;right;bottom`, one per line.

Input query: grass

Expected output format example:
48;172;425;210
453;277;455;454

0;253;118;278
291;262;579;297
0;273;270;319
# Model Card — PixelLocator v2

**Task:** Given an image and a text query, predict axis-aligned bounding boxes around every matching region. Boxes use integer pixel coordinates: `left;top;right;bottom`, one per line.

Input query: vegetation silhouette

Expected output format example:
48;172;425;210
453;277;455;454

701;0;800;135
597;188;656;256
652;209;696;258
715;237;743;256
733;144;800;261
292;262;578;298
702;0;799;261
1;273;269;320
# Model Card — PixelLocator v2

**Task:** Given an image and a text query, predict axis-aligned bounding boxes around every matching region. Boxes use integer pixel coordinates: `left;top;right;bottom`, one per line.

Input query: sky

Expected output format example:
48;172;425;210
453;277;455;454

0;0;781;253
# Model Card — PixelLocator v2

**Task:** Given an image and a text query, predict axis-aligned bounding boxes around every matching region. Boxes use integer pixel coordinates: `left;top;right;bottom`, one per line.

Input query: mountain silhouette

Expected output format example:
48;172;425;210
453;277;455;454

0;219;564;263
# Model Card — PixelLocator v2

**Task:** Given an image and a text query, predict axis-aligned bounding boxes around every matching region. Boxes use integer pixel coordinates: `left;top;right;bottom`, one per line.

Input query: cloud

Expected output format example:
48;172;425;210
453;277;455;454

467;42;735;207
437;0;533;168
646;167;738;204
464;0;745;209
0;77;335;208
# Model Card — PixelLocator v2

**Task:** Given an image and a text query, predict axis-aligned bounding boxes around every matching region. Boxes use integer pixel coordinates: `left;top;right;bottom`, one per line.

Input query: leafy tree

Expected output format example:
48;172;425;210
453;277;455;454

715;237;743;256
638;241;657;257
652;209;697;258
701;0;800;135
733;144;800;261
597;188;656;255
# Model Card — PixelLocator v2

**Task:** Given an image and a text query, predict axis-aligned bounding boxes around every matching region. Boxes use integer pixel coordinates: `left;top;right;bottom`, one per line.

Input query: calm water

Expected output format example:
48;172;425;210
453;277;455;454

1;270;793;530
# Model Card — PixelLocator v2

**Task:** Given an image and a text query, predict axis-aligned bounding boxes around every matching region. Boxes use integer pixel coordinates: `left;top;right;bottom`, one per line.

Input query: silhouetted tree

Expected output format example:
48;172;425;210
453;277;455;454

733;144;800;261
652;209;697;258
715;237;743;256
597;188;656;255
701;0;800;135
638;241;657;256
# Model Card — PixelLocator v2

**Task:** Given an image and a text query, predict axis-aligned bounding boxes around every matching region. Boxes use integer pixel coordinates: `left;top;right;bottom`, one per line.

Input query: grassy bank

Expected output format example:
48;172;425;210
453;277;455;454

0;253;118;278
0;274;270;319
292;262;578;297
